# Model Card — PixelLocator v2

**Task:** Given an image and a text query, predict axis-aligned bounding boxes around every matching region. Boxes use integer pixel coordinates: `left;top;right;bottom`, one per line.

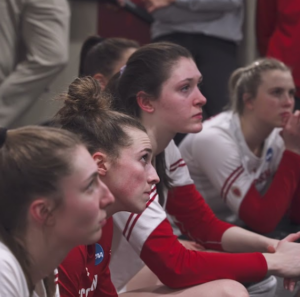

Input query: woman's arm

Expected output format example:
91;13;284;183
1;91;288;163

221;226;278;253
180;126;300;233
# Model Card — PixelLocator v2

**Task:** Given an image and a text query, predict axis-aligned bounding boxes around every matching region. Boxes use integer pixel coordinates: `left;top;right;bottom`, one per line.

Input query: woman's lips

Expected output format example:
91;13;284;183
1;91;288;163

193;112;203;119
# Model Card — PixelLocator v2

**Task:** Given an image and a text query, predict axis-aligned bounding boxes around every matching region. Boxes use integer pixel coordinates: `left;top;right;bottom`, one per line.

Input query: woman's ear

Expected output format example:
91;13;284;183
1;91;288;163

29;199;55;226
93;73;108;90
243;93;254;111
136;91;155;113
93;152;111;176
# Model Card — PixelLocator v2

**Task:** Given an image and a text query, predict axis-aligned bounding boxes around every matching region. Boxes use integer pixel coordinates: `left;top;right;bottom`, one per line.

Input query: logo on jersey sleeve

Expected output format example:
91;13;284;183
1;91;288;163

95;243;104;265
231;186;241;198
266;148;273;162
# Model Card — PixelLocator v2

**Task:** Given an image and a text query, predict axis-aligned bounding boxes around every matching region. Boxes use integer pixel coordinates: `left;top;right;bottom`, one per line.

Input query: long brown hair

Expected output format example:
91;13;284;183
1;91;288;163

0;126;81;296
106;42;193;204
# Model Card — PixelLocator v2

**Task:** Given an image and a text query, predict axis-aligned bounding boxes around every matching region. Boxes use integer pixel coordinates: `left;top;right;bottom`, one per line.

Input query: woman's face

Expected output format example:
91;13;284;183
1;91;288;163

54;145;115;246
103;128;159;214
151;57;207;135
250;70;295;127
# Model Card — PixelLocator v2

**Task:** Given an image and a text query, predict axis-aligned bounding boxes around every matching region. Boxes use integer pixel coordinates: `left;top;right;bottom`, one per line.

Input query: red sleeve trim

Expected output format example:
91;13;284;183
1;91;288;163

124;186;158;241
170;159;186;172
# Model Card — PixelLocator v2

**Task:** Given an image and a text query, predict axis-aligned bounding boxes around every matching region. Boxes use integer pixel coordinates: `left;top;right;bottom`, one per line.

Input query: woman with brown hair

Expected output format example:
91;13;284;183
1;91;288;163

106;42;300;296
0;126;114;296
55;77;159;297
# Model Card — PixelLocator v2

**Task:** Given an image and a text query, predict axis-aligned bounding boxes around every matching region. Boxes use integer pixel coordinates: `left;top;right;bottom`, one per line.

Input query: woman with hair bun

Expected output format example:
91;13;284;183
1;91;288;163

106;43;300;296
55;76;160;297
180;58;300;234
0;126;114;297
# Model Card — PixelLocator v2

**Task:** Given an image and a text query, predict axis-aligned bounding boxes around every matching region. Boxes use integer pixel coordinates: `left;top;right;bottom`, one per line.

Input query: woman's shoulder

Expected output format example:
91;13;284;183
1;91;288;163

0;242;29;296
0;241;18;267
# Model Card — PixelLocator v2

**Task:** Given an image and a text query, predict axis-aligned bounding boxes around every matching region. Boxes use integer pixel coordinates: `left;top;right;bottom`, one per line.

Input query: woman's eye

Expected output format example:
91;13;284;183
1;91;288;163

181;85;190;92
86;178;97;192
197;81;203;90
289;90;296;97
272;89;282;96
141;154;149;163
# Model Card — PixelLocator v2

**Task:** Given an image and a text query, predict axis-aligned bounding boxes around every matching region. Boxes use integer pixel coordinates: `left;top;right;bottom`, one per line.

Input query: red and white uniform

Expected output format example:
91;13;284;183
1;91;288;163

179;111;300;233
110;140;268;292
58;218;117;297
0;241;59;297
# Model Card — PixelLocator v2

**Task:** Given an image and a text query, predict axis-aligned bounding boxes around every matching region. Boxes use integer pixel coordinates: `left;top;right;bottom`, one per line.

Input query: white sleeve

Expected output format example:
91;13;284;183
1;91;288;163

110;187;166;290
0;250;28;297
165;140;193;187
0;0;70;127
174;0;243;13
189;129;253;214
113;187;166;254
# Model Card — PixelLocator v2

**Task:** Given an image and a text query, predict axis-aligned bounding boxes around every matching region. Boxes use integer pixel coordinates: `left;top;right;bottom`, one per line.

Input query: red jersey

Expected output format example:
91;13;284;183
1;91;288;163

256;0;300;97
58;218;117;297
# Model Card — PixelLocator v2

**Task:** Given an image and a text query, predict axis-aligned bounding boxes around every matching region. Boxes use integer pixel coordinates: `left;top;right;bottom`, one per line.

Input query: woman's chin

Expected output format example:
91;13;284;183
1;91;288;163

184;124;203;134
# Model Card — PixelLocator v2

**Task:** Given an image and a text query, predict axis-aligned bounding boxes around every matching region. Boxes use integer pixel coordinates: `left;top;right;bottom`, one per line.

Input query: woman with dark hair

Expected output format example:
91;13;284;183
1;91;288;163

106;42;300;296
79;35;139;89
0;126;114;296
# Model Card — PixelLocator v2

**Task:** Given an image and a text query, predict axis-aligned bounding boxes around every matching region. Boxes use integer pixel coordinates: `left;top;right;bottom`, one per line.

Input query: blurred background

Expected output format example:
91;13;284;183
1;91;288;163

13;0;258;127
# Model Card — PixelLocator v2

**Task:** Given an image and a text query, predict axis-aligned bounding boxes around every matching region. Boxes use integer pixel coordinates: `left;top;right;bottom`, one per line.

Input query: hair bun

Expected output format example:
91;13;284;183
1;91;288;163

67;77;110;112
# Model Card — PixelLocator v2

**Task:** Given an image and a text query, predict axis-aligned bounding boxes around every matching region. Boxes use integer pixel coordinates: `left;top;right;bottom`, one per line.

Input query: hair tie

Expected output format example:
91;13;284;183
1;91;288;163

0;127;7;148
120;65;126;76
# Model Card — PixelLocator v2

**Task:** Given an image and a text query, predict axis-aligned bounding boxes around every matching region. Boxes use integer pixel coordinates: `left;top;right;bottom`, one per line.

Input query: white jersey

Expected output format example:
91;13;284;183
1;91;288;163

179;111;284;221
110;140;193;291
110;139;268;290
0;241;58;297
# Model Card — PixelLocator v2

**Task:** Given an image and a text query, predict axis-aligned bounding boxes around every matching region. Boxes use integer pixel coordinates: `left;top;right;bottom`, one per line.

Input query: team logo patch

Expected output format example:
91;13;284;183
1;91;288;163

95;243;104;265
266;148;273;162
232;186;241;198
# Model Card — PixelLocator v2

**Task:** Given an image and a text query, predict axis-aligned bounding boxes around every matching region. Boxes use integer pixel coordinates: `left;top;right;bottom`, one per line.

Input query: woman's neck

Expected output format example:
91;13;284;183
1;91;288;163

141;115;175;156
24;227;70;286
239;113;273;157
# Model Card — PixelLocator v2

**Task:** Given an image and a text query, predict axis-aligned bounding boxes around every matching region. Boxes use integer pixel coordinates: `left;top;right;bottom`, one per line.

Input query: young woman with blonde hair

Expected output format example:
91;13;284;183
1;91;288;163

180;58;300;233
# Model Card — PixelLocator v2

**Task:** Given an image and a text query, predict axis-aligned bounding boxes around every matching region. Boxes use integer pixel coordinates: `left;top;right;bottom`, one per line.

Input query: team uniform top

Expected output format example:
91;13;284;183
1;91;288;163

58;218;117;297
179;111;300;233
109;140;268;292
0;241;58;297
